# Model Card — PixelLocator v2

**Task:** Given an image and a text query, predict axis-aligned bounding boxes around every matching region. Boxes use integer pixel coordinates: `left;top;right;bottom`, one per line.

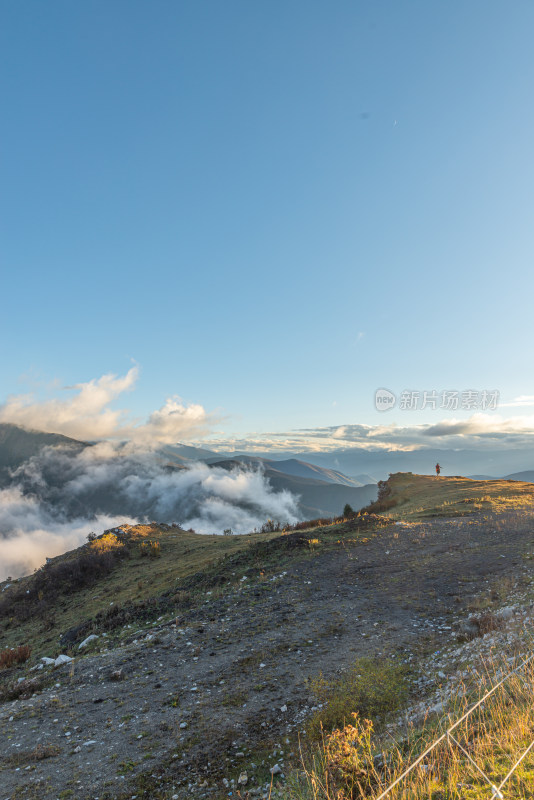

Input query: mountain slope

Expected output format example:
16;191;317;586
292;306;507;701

0;423;86;485
503;470;534;482
211;458;377;517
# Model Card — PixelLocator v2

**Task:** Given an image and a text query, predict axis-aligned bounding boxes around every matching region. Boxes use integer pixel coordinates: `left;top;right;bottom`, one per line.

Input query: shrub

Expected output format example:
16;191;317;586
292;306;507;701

0;644;31;669
343;503;355;517
139;540;161;558
322;714;377;796
260;518;282;533
0;545;129;623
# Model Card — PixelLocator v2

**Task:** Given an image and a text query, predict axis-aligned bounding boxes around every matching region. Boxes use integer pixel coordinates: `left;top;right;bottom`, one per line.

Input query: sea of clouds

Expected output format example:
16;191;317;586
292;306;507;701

0;443;300;581
0;368;302;580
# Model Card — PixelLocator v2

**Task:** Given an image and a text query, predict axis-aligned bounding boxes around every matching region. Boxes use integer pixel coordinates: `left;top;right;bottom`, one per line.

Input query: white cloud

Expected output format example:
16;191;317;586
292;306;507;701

134;397;215;444
0;485;136;581
0;368;217;444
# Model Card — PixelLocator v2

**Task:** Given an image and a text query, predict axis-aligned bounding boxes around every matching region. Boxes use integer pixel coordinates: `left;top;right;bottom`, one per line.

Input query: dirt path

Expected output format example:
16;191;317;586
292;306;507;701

2;511;534;800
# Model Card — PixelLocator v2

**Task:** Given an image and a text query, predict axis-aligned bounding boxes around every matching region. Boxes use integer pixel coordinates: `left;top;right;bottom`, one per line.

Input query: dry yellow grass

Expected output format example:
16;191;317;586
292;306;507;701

285;649;534;800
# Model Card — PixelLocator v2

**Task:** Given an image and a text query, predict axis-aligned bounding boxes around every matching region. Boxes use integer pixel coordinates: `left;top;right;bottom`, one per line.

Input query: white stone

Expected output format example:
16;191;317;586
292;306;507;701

78;634;99;650
41;657;55;666
54;654;73;667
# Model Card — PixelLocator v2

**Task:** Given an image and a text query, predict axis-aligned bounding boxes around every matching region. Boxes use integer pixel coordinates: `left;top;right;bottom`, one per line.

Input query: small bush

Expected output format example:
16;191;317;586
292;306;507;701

323;714;377;796
260;518;282;533
0;644;31;669
5;743;60;767
343;503;355;518
474;611;506;636
139;540;161;558
0;676;42;701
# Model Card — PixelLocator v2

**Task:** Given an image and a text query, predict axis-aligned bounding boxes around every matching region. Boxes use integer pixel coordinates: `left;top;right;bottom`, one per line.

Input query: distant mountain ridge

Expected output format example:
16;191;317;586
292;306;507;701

157;443;534;482
503;470;534;483
210;455;363;487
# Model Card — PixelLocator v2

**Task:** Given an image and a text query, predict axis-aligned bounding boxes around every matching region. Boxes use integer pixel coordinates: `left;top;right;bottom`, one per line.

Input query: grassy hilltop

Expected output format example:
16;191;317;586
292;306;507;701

2;473;534;799
366;471;534;519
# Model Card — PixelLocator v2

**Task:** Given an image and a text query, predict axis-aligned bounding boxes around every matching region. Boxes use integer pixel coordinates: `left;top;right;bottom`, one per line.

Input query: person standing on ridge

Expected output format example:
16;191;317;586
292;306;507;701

435;463;441;476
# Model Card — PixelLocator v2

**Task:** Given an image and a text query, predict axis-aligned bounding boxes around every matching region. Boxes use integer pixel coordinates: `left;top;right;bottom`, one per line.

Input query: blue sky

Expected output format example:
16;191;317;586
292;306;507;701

2;1;534;450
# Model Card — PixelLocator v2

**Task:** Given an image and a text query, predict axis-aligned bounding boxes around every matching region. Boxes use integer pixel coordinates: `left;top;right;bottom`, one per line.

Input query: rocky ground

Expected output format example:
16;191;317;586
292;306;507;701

2;510;534;800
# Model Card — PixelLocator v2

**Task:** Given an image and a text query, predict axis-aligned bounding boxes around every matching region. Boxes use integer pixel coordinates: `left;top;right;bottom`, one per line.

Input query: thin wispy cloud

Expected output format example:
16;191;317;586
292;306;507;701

499;395;534;408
